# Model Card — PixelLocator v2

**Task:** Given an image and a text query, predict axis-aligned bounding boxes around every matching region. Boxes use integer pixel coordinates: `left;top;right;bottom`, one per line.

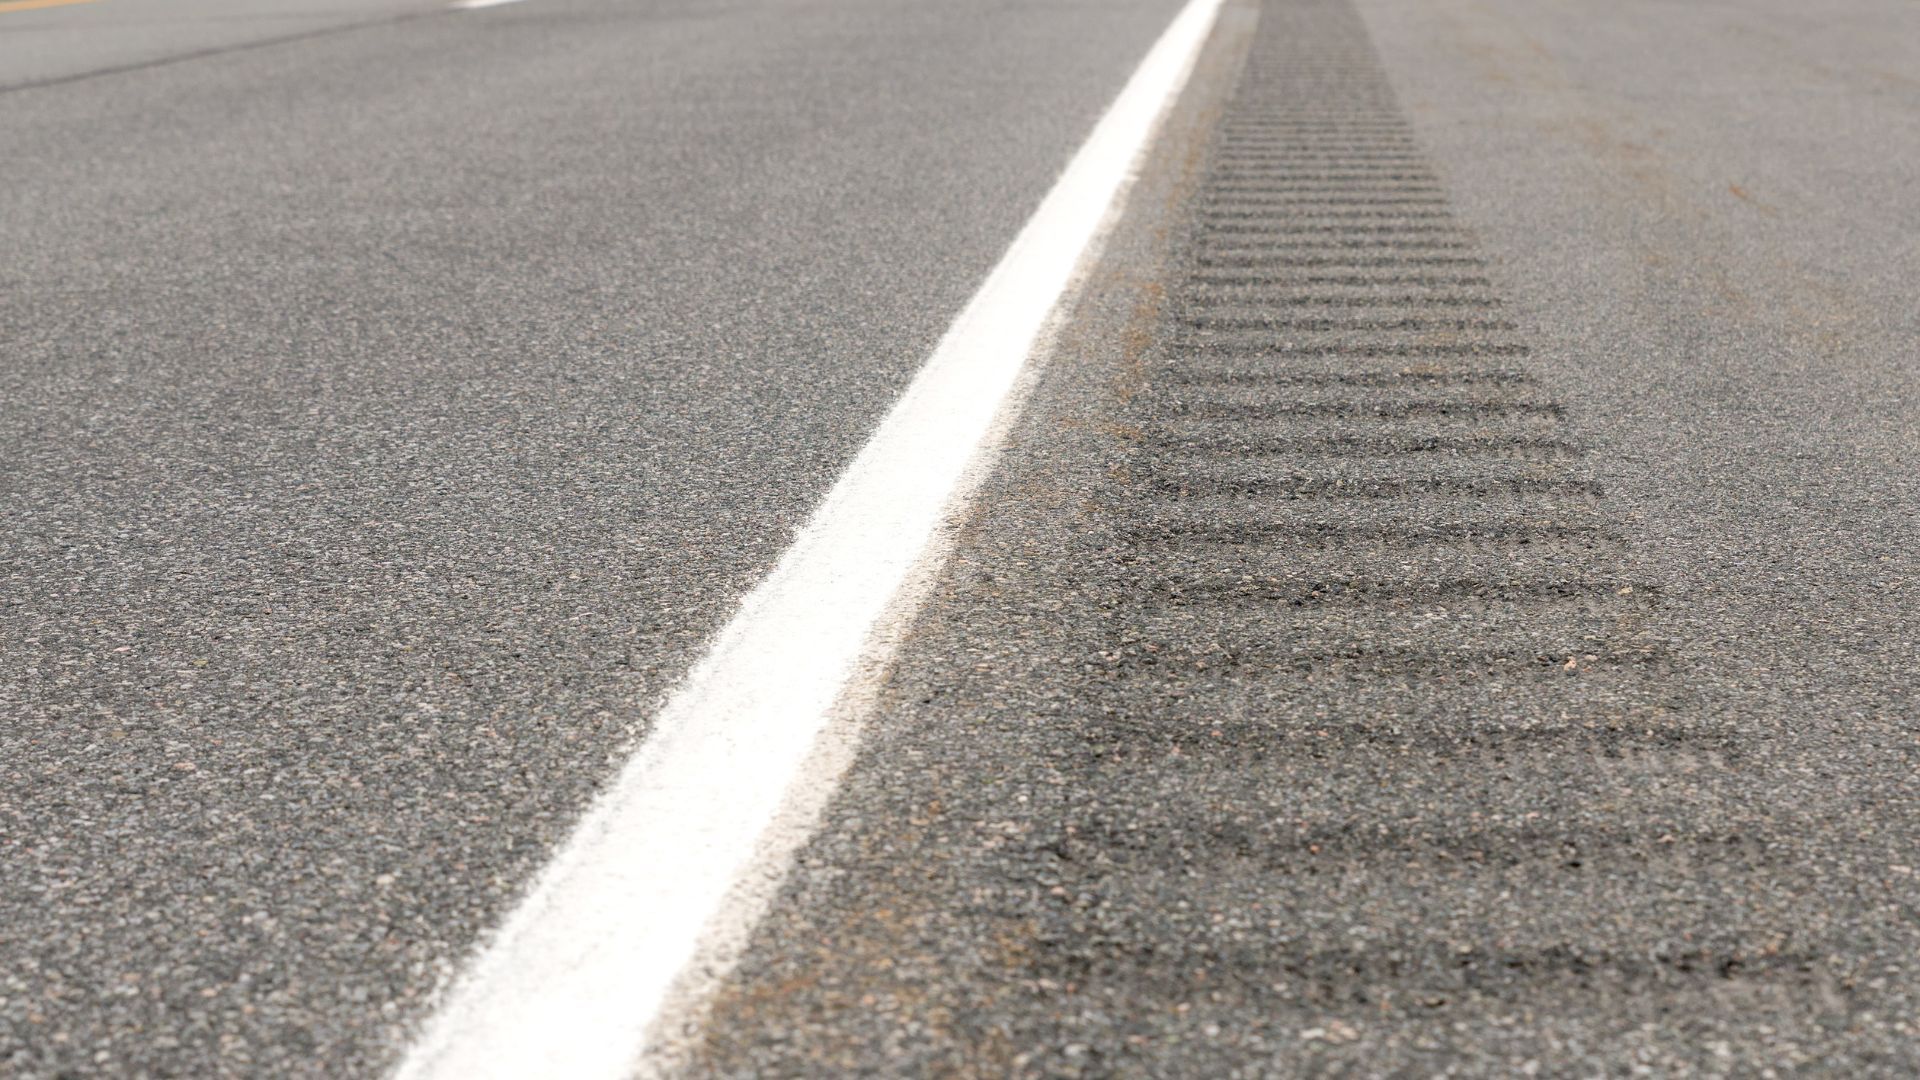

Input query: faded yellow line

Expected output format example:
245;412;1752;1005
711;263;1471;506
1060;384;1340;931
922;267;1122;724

0;0;97;13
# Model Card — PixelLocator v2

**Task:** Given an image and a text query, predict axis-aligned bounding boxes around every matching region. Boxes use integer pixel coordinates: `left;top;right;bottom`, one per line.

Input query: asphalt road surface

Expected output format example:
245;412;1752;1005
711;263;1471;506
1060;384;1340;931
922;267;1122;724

0;0;1187;1073
5;0;1918;1077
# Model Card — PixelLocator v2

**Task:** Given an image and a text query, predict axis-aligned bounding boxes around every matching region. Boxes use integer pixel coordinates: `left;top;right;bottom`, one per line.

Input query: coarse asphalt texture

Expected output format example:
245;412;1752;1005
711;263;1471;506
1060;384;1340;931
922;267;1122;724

0;0;1188;1074
690;0;1920;1075
4;0;1918;1076
0;0;448;91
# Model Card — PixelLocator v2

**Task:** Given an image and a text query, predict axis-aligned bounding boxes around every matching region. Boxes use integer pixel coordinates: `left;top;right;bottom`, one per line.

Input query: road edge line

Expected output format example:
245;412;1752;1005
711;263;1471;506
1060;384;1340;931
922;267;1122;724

391;0;1225;1075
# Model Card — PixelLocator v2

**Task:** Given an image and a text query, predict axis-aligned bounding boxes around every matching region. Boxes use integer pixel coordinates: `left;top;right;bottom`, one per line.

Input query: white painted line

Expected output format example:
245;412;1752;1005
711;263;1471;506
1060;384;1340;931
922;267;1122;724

449;0;527;10
391;0;1225;1076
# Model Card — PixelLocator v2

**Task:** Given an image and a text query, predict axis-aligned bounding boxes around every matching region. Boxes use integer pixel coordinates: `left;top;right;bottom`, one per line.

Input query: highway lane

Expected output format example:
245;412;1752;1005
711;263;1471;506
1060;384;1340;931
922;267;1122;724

0;0;452;90
693;0;1920;1074
0;0;1189;1074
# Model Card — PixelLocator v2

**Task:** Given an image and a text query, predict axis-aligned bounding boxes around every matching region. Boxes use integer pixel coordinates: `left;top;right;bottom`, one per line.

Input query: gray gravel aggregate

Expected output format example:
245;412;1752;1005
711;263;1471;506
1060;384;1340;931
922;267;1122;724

0;0;1186;1074
692;0;1920;1075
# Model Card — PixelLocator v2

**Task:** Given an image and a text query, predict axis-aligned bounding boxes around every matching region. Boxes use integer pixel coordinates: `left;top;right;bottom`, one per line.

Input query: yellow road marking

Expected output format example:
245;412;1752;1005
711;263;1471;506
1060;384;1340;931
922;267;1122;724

0;0;97;13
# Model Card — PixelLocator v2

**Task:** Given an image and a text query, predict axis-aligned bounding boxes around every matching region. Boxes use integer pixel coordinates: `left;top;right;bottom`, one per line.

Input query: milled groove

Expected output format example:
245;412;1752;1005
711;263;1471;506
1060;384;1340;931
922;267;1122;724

1214;155;1429;165
1165;399;1563;419
1182;338;1528;355
1115;534;1629;583
1205;189;1448;199
1153;419;1572;444
1074;720;1736;764
1182;316;1518;332
1214;175;1437;183
1142;577;1656;610
1186;342;1533;358
1199;203;1453;213
1217;140;1421;147
1199;231;1472;242
1162;368;1535;387
1201;209;1454;219
1139;434;1584;458
1201;196;1450;205
1196;255;1486;270
1210;176;1438;185
1052;829;1773;901
1215;142;1424;149
1182;296;1502;309
1195;241;1477;254
1084;663;1686;706
1093;639;1673;672
1144;474;1604;499
1215;151;1426;160
1214;153;1425;161
1062;812;1735;872
1198;222;1468;233
1154;362;1539;388
1198;232;1471;243
1213;169;1432;176
1122;520;1620;548
1212;168;1440;179
1015;932;1814;1003
1216;146;1425;152
1217;131;1420;137
1199;210;1456;220
1193;274;1494;287
1220;123;1414;132
1175;295;1505;309
1198;230;1459;242
1209;181;1444;190
1217;147;1424;155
